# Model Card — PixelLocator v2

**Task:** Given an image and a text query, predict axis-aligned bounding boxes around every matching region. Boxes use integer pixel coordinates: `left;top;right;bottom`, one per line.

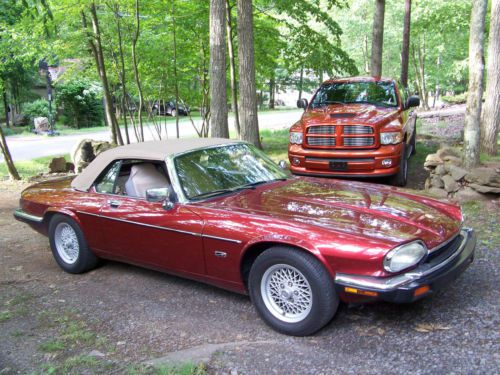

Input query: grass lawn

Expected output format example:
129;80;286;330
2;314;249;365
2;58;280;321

0;154;70;179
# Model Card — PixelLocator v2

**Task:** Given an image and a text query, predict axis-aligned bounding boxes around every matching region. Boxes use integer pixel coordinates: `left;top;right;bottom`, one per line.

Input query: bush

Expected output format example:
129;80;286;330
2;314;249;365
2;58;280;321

56;79;104;128
23;99;56;123
441;93;467;104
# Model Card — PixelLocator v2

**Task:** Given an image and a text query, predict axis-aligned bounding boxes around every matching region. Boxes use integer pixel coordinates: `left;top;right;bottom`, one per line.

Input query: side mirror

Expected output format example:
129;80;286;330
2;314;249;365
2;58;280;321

146;187;175;210
297;98;308;109
406;95;420;109
278;160;287;170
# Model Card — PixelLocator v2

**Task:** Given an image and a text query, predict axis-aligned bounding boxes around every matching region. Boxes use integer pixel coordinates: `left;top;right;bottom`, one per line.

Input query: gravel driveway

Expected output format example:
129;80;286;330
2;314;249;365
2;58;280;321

0;181;498;374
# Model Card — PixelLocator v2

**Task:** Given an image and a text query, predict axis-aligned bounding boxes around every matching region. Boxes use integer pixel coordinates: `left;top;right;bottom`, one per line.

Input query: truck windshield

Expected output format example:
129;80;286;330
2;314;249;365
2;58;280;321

311;81;398;108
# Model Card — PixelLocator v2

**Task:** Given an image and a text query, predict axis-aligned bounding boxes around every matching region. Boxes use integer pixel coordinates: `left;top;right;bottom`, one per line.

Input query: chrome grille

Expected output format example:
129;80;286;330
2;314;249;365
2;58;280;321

307;137;336;146
343;137;374;146
343;125;373;134
307;125;336;134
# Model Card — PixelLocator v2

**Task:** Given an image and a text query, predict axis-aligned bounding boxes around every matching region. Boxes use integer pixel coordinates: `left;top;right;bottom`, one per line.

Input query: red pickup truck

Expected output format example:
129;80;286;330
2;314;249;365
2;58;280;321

288;76;420;186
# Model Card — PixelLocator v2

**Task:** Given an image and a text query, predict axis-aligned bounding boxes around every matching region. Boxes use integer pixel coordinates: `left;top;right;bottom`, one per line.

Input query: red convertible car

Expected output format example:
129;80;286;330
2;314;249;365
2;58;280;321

14;139;476;335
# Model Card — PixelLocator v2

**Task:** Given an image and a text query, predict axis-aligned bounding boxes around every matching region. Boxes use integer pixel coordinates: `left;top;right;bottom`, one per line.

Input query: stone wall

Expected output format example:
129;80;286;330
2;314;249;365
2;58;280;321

424;147;500;201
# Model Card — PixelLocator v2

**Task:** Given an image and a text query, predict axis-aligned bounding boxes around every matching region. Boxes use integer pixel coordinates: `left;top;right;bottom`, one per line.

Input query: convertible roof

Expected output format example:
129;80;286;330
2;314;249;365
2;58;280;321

71;138;241;191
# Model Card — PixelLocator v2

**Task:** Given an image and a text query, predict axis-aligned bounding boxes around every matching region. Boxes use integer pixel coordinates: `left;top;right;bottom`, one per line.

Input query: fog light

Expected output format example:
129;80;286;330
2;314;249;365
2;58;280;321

345;287;378;297
292;157;300;166
382;159;392;167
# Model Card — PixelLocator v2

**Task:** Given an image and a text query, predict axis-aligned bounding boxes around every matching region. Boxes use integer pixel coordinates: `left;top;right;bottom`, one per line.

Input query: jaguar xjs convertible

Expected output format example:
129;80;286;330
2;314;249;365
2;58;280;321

14;138;476;335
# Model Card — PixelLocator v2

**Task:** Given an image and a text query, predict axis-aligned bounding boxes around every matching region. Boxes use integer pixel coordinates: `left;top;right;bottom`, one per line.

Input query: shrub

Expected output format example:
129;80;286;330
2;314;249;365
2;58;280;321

23;99;56;123
441;93;467;104
56;79;104;128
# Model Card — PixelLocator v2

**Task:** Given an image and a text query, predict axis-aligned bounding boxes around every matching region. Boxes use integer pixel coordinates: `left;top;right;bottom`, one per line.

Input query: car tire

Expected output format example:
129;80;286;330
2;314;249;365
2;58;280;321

390;143;408;187
48;214;99;274
410;125;417;156
249;246;338;336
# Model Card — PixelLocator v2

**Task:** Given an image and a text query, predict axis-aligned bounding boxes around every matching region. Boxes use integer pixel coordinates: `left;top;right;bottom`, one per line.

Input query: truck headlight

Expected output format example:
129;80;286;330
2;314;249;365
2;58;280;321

289;132;303;144
383;241;427;273
380;132;403;145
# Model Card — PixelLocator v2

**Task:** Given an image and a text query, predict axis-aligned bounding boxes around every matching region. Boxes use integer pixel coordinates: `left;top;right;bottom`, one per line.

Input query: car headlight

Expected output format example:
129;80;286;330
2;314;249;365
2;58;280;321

289;132;303;144
383;241;427;273
380;132;403;145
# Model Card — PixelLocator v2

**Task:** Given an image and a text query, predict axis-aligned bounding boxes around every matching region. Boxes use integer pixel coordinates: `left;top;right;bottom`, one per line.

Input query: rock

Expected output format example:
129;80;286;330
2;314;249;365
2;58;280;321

88;350;105;358
71;139;115;173
443;156;462;169
65;162;75;173
48;157;68;173
469;184;500;194
465;167;500;186
442;175;459;192
437;147;460;160
430;175;445;188
435;164;446;176
453;187;489;203
424;154;443;170
424;178;431;190
34;117;49;132
427;188;448;198
448;166;468;181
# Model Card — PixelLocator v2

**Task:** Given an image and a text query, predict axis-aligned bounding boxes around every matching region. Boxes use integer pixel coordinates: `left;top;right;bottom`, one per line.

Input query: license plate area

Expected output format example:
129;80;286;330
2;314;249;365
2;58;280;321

329;161;348;171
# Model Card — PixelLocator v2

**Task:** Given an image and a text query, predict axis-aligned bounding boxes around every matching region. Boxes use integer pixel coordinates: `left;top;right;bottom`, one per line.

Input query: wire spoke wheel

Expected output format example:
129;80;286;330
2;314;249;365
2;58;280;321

261;264;313;323
54;222;79;264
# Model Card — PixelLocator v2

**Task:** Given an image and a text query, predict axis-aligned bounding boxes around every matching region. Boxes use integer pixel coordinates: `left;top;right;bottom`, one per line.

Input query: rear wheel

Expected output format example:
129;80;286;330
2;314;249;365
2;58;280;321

389;143;408;187
48;214;99;274
249;246;338;336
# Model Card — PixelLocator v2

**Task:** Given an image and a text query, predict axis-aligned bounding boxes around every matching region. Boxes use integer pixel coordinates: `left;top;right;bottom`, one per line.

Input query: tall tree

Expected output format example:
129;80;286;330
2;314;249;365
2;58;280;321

400;0;411;87
209;0;229;139
481;0;500;156
237;0;260;147
371;0;385;77
131;0;144;142
463;0;487;169
226;0;240;138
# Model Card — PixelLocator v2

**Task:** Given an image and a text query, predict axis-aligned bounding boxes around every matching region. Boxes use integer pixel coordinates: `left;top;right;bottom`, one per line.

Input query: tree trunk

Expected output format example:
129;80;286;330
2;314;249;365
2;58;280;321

226;0;240;138
298;66;304;100
2;88;10;128
131;0;144;142
481;0;500;156
400;0;411;87
237;0;260;147
371;0;385;77
172;0;180;139
86;4;123;145
463;0;487;169
269;74;275;109
0;119;20;180
362;35;370;74
209;0;229;138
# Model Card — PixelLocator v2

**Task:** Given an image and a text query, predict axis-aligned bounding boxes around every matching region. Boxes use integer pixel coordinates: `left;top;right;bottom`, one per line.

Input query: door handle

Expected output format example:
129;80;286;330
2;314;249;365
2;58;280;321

107;200;120;208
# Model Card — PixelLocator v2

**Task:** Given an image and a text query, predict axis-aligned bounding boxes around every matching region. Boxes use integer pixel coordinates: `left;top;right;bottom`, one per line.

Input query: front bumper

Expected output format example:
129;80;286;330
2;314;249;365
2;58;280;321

335;228;476;303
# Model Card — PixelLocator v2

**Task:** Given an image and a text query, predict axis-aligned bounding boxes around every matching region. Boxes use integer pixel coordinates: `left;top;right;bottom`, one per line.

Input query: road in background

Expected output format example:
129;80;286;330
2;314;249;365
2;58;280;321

1;109;302;162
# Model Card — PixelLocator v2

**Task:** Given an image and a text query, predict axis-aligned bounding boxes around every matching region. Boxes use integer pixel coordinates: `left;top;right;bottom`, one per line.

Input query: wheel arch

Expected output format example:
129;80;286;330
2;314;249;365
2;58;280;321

42;208;82;233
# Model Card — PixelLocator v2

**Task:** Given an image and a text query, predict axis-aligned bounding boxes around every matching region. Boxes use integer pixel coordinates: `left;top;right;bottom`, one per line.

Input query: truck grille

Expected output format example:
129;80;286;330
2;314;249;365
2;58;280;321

343;125;374;134
307;137;336;146
343;137;375;146
307;125;336;134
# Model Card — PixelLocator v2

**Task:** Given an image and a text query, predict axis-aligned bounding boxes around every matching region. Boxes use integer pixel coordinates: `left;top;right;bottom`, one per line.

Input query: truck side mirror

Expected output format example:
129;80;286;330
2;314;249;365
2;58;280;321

406;96;420;109
297;98;308;110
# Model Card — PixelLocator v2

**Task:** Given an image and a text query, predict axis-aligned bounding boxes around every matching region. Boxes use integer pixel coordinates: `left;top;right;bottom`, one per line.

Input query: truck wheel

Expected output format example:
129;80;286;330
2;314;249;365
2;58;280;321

410;126;417;156
48;214;99;274
249;246;338;336
390;143;408;187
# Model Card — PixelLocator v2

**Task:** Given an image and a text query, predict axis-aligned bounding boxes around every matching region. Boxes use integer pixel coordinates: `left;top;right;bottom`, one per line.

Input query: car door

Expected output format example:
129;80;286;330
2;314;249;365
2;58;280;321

94;159;206;275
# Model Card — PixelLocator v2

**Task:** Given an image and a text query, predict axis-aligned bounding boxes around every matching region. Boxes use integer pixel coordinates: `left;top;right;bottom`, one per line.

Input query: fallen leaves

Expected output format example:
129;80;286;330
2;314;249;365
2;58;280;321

413;323;452;333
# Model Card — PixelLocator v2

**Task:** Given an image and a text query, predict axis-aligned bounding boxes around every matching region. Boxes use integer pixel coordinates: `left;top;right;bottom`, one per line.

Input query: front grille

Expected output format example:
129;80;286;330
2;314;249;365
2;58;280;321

425;233;463;264
307;125;336;134
343;137;374;146
307;137;336;146
343;125;374;134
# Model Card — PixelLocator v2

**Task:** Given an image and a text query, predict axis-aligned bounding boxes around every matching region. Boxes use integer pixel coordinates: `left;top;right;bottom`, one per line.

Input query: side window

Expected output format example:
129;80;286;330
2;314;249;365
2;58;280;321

95;161;121;194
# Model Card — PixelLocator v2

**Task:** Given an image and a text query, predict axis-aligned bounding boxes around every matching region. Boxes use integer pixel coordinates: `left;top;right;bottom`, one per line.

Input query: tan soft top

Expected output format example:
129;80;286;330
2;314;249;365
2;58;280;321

71;138;240;191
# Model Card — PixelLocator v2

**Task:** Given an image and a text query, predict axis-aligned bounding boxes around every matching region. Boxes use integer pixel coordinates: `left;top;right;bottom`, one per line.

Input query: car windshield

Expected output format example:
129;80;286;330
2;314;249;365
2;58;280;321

174;143;287;200
311;81;398;108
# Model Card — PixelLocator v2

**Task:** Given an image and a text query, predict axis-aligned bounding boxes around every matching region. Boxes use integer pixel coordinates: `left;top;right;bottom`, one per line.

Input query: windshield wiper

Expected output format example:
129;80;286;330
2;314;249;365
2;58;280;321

344;100;393;108
237;178;288;190
313;101;346;108
190;188;238;200
190;178;287;200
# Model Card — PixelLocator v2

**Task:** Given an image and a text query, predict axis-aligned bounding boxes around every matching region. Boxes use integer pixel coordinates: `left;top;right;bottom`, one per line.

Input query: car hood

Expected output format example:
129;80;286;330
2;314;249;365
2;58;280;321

204;178;461;249
302;104;398;127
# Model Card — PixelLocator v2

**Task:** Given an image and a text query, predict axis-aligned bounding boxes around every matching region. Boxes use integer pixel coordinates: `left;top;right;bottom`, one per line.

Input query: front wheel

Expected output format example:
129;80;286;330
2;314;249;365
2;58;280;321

389;143;408;187
48;214;99;274
249;247;338;336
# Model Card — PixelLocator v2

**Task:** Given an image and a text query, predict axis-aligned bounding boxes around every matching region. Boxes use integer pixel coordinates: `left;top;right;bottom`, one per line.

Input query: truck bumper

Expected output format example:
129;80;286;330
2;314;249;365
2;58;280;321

288;143;403;177
334;228;476;303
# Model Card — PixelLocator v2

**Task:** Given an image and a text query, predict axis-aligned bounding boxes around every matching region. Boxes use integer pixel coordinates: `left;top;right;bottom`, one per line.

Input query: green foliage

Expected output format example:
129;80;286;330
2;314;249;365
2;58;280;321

23;99;56;123
56;79;103;128
441;93;467;104
0;154;70;179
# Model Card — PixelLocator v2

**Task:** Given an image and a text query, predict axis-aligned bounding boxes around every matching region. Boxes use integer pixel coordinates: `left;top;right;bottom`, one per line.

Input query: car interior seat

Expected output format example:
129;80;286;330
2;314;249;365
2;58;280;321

125;163;168;198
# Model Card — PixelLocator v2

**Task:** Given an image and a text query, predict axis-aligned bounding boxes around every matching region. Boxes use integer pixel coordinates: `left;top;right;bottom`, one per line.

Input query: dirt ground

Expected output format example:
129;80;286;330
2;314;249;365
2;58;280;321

0;176;499;374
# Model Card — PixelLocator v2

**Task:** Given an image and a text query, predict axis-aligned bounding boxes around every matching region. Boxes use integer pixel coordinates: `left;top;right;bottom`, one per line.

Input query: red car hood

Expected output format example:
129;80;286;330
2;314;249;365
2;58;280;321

205;178;461;249
302;104;398;127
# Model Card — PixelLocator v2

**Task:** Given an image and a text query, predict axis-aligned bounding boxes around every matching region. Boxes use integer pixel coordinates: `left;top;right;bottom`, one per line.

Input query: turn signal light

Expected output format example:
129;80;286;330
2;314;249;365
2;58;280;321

345;287;378;297
414;285;430;297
